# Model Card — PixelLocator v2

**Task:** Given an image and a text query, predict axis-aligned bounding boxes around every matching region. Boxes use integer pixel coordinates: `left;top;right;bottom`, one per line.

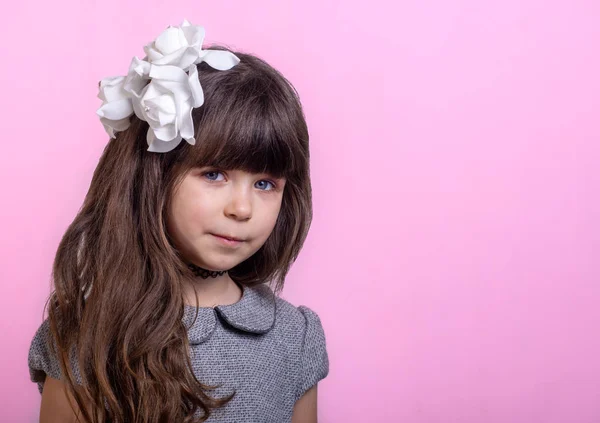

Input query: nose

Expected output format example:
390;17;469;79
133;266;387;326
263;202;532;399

224;184;252;221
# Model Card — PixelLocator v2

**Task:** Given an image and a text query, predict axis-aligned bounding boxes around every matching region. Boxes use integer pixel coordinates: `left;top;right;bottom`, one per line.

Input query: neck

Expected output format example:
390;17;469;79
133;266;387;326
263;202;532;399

182;269;243;308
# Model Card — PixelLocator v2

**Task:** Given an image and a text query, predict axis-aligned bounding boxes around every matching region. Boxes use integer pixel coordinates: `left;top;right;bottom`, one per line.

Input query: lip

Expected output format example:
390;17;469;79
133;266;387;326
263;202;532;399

211;233;245;246
212;233;244;242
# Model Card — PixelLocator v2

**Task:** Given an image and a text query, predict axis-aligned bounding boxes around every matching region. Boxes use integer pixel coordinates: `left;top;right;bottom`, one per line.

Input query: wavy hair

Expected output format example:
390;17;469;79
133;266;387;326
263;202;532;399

43;45;312;422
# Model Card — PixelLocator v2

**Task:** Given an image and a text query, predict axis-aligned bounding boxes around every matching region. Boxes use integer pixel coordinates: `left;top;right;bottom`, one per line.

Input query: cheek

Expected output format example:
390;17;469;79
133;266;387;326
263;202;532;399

269;207;282;230
258;204;283;241
170;183;212;232
176;196;214;232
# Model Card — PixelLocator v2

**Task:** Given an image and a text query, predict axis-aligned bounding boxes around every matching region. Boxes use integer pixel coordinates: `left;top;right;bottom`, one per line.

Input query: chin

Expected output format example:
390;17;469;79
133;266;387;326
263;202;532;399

196;256;241;272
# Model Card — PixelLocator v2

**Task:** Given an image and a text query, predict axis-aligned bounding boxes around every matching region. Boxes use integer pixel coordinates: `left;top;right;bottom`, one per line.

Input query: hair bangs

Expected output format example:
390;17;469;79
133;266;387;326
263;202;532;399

181;69;305;179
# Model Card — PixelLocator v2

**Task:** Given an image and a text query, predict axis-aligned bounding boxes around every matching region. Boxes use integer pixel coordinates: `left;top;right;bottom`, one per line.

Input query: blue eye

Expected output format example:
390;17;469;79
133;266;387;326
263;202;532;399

256;180;276;191
203;170;277;191
204;171;225;181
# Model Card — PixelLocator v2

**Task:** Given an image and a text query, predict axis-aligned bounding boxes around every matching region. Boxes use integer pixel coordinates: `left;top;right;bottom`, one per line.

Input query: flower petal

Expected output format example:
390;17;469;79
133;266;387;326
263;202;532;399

146;94;176;115
142;83;161;101
158;110;176;126
131;96;144;120
131;56;151;77
143;44;163;62
101;116;130;131
98;76;127;102
200;50;240;70
99;75;125;89
149;64;188;83
147;129;182;153
155;27;187;56
96;98;134;120
152;46;198;69
188;66;204;108
152;80;191;107
153;122;178;141
100;116;131;138
182;24;205;48
180;106;194;141
123;58;150;97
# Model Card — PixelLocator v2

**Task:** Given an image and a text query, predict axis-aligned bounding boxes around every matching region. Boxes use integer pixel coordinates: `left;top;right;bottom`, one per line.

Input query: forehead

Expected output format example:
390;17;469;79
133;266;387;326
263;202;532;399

183;140;297;181
178;74;306;180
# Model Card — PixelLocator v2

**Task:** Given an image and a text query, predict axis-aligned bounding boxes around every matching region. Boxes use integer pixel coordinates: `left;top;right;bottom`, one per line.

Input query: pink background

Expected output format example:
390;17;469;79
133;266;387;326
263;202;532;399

1;1;599;421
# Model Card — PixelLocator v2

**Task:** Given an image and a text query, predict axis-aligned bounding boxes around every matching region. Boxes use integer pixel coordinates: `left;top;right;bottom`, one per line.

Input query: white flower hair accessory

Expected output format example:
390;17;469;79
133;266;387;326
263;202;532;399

96;20;240;153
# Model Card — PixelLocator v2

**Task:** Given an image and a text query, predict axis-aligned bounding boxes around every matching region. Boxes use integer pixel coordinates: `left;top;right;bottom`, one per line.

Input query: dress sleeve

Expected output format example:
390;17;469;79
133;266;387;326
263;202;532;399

28;318;64;394
295;306;330;401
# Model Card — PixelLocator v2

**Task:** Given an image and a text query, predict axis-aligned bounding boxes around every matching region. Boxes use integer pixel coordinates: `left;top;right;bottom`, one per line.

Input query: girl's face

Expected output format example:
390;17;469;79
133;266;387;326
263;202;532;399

167;167;287;271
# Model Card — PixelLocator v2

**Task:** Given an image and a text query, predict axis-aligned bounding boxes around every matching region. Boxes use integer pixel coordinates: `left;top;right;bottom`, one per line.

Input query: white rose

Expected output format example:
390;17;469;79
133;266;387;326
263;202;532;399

143;19;205;71
96;76;134;138
95;20;241;151
143;20;241;72
122;56;151;98
131;64;204;153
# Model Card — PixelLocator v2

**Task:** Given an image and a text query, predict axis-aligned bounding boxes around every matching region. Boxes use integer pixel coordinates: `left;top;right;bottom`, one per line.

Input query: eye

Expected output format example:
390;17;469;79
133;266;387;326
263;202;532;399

201;169;279;192
203;170;225;182
256;180;277;191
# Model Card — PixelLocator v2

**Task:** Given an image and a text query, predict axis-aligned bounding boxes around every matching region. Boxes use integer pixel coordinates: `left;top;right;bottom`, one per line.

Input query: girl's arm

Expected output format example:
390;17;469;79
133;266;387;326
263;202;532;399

291;384;319;423
40;376;81;423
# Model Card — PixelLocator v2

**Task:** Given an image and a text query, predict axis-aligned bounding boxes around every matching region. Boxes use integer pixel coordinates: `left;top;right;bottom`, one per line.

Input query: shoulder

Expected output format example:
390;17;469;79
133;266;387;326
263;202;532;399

269;291;326;338
28;318;62;394
248;283;326;337
265;289;330;401
28;317;81;395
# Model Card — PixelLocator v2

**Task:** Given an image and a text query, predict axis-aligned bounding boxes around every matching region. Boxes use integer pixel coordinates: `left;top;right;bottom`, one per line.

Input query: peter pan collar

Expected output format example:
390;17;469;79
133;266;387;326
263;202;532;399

183;283;277;345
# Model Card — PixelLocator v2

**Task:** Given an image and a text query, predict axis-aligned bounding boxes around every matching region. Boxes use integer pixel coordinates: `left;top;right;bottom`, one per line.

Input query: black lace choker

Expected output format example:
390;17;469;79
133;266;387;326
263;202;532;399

187;262;228;279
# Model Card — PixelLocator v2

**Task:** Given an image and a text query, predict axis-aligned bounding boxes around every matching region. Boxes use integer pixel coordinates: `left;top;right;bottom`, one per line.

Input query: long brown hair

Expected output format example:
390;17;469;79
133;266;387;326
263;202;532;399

43;45;313;422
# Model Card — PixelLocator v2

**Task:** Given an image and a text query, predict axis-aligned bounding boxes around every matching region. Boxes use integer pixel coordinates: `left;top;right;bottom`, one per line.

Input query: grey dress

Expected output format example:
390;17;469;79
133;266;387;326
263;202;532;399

28;283;330;422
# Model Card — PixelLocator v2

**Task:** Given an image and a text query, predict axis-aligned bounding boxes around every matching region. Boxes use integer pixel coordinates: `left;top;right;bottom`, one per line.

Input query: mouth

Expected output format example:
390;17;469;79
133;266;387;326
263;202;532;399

211;233;245;242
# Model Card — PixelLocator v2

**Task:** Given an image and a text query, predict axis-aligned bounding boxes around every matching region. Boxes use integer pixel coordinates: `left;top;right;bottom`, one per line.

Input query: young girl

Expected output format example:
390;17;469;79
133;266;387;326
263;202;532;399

27;20;329;422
